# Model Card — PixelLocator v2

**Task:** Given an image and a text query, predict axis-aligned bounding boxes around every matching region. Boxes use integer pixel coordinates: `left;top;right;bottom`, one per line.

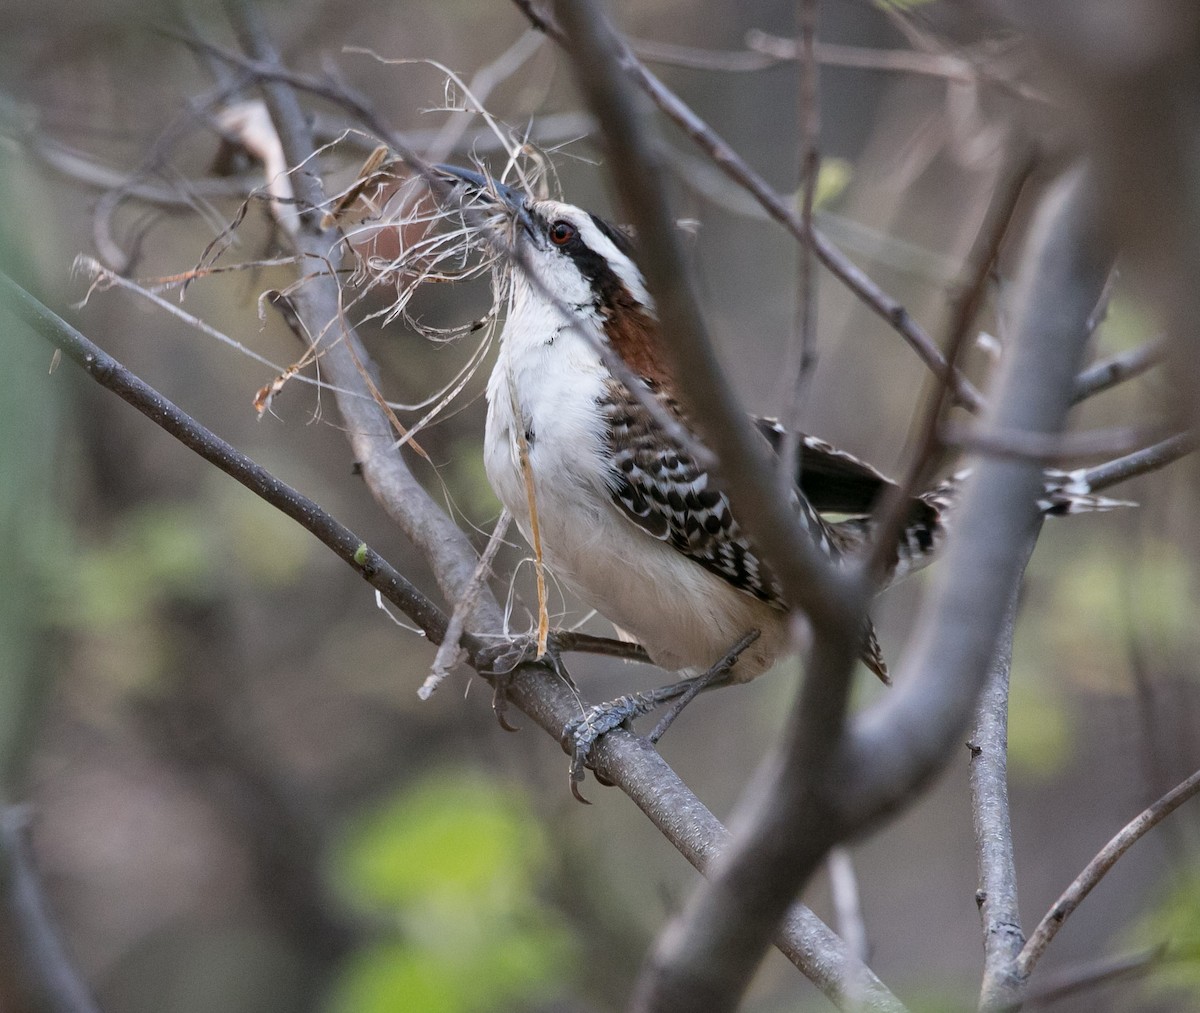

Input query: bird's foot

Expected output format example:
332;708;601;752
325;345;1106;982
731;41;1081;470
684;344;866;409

561;629;760;802
563;690;676;803
474;632;574;732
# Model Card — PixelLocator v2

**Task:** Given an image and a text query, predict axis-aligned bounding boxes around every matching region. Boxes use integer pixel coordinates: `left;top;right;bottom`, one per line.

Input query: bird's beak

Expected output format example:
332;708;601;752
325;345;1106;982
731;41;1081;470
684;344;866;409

434;164;535;237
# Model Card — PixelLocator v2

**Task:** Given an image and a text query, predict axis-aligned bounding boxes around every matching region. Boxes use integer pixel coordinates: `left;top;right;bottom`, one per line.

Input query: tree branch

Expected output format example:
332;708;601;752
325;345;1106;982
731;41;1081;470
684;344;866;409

969;588;1029;1012
1022;945;1169;1009
0;270;452;644
1078;432;1195;493
1072;336;1167;404
1017;766;1200;979
0;807;101;1013
840;167;1111;829
548;7;873;1009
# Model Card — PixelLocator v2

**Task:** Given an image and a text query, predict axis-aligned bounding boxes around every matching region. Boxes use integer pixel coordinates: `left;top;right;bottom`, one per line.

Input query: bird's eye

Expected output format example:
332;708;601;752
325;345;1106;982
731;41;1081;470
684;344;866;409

549;220;576;246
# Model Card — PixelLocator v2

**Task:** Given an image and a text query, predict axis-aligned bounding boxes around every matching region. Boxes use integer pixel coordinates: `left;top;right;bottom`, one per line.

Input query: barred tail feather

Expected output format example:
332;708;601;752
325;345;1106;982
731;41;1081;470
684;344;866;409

1039;468;1137;515
927;466;1136;517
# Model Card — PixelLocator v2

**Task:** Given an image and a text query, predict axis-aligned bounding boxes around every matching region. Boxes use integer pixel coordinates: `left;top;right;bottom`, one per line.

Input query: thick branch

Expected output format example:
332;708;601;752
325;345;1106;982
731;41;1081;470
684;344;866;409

550;8;873;1008
631;626;861;1012
586;732;904;1012
840;167;1112;829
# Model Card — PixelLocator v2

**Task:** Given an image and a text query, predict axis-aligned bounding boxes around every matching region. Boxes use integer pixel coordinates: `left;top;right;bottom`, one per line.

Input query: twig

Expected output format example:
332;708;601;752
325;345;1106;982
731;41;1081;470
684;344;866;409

1;270;450;643
751;32;979;83
941;422;1161;465
1072;336;1167;403
1016;766;1200;978
0;806;102;1013
864;152;1033;583
161;25;398;150
422;30;545;165
776;0;821;493
1077;431;1195;493
795;0;820;399
872;6;1048;107
1022;945;1169;1009
827;847;870;1011
969;589;1028;1012
421;509;512;699
511;0;986;413
632;35;993;83
551;632;652;664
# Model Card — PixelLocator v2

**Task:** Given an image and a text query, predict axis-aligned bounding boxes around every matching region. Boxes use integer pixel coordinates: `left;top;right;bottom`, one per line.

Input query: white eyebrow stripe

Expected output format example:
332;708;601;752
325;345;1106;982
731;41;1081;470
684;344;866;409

575;215;655;310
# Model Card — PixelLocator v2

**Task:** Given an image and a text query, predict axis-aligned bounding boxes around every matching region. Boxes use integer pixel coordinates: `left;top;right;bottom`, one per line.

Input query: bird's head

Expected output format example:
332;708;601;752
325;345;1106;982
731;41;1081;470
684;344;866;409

435;164;666;380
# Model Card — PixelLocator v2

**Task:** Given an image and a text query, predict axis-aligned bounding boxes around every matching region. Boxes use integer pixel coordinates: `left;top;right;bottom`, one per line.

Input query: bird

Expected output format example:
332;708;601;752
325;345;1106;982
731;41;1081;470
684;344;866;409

432;164;1127;736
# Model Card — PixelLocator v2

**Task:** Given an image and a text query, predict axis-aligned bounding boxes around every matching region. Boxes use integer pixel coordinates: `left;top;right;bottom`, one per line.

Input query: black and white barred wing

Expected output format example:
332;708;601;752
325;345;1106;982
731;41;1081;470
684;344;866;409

597;380;839;608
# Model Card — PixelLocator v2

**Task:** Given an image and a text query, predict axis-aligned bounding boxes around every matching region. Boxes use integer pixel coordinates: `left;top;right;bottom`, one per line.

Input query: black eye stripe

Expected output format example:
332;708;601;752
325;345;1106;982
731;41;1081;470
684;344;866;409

527;207;639;308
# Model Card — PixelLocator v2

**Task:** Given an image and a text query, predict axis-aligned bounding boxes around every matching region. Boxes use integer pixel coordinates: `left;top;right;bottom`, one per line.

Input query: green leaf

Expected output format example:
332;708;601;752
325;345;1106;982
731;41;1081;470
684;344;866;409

1124;868;1200;1010
814;159;853;209
335;773;545;912
326;771;574;1013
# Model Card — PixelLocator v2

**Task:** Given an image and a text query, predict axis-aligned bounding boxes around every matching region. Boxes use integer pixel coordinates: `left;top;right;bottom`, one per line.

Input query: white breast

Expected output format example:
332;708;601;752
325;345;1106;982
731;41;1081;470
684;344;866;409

484;291;787;681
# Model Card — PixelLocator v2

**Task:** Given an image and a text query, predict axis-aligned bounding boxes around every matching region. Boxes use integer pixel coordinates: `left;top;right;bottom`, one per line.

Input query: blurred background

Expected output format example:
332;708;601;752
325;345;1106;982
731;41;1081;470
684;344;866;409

1;0;1198;1010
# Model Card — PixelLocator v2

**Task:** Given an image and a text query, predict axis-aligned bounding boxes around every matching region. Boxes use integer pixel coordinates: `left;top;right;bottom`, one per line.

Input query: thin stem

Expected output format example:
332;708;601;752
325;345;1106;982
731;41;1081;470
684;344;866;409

1022;945;1168;1009
1079;432;1195;492
1073;336;1167;403
794;0;820;393
1017;766;1200;978
941;422;1162;465
864;153;1033;583
969;588;1029;1012
777;0;821;494
827;847;870;1011
422;509;512;700
1;807;102;1013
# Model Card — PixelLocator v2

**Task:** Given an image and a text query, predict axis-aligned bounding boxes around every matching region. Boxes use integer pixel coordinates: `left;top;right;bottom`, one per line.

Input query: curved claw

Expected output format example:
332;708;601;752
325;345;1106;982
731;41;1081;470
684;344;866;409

491;683;520;732
562;694;653;800
569;766;592;805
